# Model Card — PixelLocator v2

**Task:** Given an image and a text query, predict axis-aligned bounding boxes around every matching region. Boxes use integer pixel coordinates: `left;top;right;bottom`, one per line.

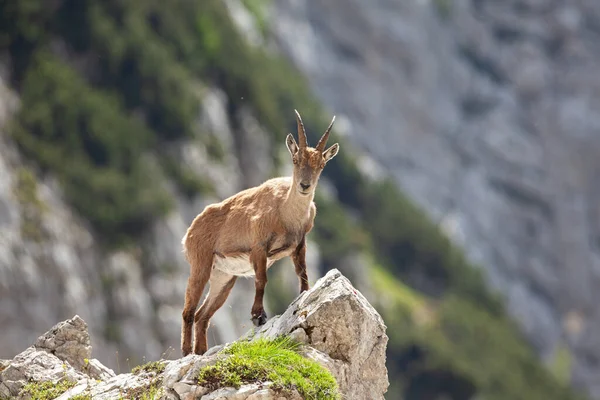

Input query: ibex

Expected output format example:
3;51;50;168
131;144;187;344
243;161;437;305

180;110;340;356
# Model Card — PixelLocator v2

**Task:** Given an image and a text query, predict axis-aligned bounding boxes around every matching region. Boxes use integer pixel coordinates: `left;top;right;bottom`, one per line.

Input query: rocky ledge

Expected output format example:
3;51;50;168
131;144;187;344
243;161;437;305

0;269;389;399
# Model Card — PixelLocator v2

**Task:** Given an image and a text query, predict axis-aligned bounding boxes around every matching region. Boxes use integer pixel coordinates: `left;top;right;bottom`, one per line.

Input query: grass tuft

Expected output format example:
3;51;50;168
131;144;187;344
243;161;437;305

131;360;166;375
120;382;163;400
19;379;76;400
198;336;340;400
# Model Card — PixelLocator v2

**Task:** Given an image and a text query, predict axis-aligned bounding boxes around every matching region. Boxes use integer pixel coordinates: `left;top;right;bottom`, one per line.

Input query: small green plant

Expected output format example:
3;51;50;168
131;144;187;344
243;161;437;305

20;379;77;400
140;385;163;400
198;336;340;400
120;379;163;400
131;360;166;375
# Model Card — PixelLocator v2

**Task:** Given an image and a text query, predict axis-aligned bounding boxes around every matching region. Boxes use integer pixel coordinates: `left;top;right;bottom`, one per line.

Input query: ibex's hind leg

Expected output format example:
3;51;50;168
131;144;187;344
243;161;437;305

194;269;237;355
181;250;213;357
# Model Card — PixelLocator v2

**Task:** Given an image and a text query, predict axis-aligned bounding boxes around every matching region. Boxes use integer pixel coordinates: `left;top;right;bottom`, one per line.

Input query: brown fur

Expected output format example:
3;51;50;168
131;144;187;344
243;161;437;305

180;110;339;355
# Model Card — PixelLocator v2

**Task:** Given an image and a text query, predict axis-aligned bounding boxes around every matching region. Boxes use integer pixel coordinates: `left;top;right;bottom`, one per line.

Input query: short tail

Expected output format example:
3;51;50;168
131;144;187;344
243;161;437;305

181;228;190;261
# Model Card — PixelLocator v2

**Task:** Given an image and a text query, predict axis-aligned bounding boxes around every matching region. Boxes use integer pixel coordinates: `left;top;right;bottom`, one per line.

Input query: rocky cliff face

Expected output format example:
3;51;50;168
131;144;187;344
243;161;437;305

0;68;320;371
0;270;389;400
269;0;600;396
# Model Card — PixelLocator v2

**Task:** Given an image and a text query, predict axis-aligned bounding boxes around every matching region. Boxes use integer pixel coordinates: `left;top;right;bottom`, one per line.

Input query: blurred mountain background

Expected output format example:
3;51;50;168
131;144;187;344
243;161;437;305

0;0;599;399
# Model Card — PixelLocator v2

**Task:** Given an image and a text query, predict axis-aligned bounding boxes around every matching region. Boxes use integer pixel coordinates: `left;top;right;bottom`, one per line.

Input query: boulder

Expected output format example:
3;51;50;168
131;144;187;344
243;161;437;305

248;268;389;400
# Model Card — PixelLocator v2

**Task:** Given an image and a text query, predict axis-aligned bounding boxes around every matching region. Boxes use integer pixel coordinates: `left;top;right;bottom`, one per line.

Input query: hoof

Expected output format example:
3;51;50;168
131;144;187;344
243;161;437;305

251;310;267;326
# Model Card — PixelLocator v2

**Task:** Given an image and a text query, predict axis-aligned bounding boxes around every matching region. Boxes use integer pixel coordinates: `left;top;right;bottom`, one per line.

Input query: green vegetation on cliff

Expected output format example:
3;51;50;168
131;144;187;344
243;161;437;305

198;336;340;399
0;1;585;399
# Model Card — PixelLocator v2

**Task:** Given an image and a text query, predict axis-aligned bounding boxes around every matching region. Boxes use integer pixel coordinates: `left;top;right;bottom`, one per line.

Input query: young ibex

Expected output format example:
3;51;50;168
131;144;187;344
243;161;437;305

180;110;340;356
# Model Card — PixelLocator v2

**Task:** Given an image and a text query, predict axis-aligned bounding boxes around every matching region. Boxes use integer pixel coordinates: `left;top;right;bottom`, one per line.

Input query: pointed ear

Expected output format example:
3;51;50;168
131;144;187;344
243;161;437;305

286;133;299;156
323;143;339;162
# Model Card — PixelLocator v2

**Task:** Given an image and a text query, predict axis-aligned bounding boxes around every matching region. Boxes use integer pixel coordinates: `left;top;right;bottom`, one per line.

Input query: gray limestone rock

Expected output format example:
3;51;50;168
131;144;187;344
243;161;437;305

248;268;389;400
0;270;388;400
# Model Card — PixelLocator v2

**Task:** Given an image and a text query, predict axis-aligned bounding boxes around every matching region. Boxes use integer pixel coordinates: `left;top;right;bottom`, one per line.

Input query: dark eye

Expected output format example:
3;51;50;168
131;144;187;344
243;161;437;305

293;157;298;165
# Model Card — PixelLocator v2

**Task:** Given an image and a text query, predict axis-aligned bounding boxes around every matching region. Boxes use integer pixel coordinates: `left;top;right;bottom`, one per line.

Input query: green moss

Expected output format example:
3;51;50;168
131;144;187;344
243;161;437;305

131;360;166;375
198;336;340;400
19;379;77;400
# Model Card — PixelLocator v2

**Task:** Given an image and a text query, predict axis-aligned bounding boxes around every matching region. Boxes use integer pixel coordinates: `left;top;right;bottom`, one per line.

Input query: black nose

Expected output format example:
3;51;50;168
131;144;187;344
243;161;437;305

300;182;311;191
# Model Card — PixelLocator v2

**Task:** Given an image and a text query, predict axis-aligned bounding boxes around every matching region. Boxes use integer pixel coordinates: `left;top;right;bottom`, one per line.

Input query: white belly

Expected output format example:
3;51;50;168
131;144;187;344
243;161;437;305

213;255;277;277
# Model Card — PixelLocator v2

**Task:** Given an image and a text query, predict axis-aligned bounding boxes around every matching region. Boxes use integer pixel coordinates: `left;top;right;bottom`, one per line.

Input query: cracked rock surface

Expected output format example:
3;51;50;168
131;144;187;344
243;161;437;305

0;269;388;399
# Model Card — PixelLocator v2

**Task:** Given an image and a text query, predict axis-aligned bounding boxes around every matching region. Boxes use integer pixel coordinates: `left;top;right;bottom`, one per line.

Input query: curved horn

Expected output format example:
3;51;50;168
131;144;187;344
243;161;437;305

316;115;336;152
294;109;308;149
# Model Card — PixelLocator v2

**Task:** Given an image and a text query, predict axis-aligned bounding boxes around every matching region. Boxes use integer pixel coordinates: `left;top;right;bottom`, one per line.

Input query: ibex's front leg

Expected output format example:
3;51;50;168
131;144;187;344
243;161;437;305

250;248;268;326
292;236;309;293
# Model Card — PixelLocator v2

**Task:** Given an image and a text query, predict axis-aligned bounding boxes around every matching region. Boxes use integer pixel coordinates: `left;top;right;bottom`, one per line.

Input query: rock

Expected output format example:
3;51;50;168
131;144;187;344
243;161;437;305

0;270;388;399
0;360;9;372
32;315;115;381
0;346;87;398
0;315;115;398
86;373;155;400
249;269;389;400
34;315;90;370
198;383;302;400
55;382;90;400
85;358;116;381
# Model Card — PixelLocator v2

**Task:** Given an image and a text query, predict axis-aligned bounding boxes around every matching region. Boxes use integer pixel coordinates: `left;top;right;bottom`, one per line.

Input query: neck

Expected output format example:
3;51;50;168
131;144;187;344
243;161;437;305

283;181;314;224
